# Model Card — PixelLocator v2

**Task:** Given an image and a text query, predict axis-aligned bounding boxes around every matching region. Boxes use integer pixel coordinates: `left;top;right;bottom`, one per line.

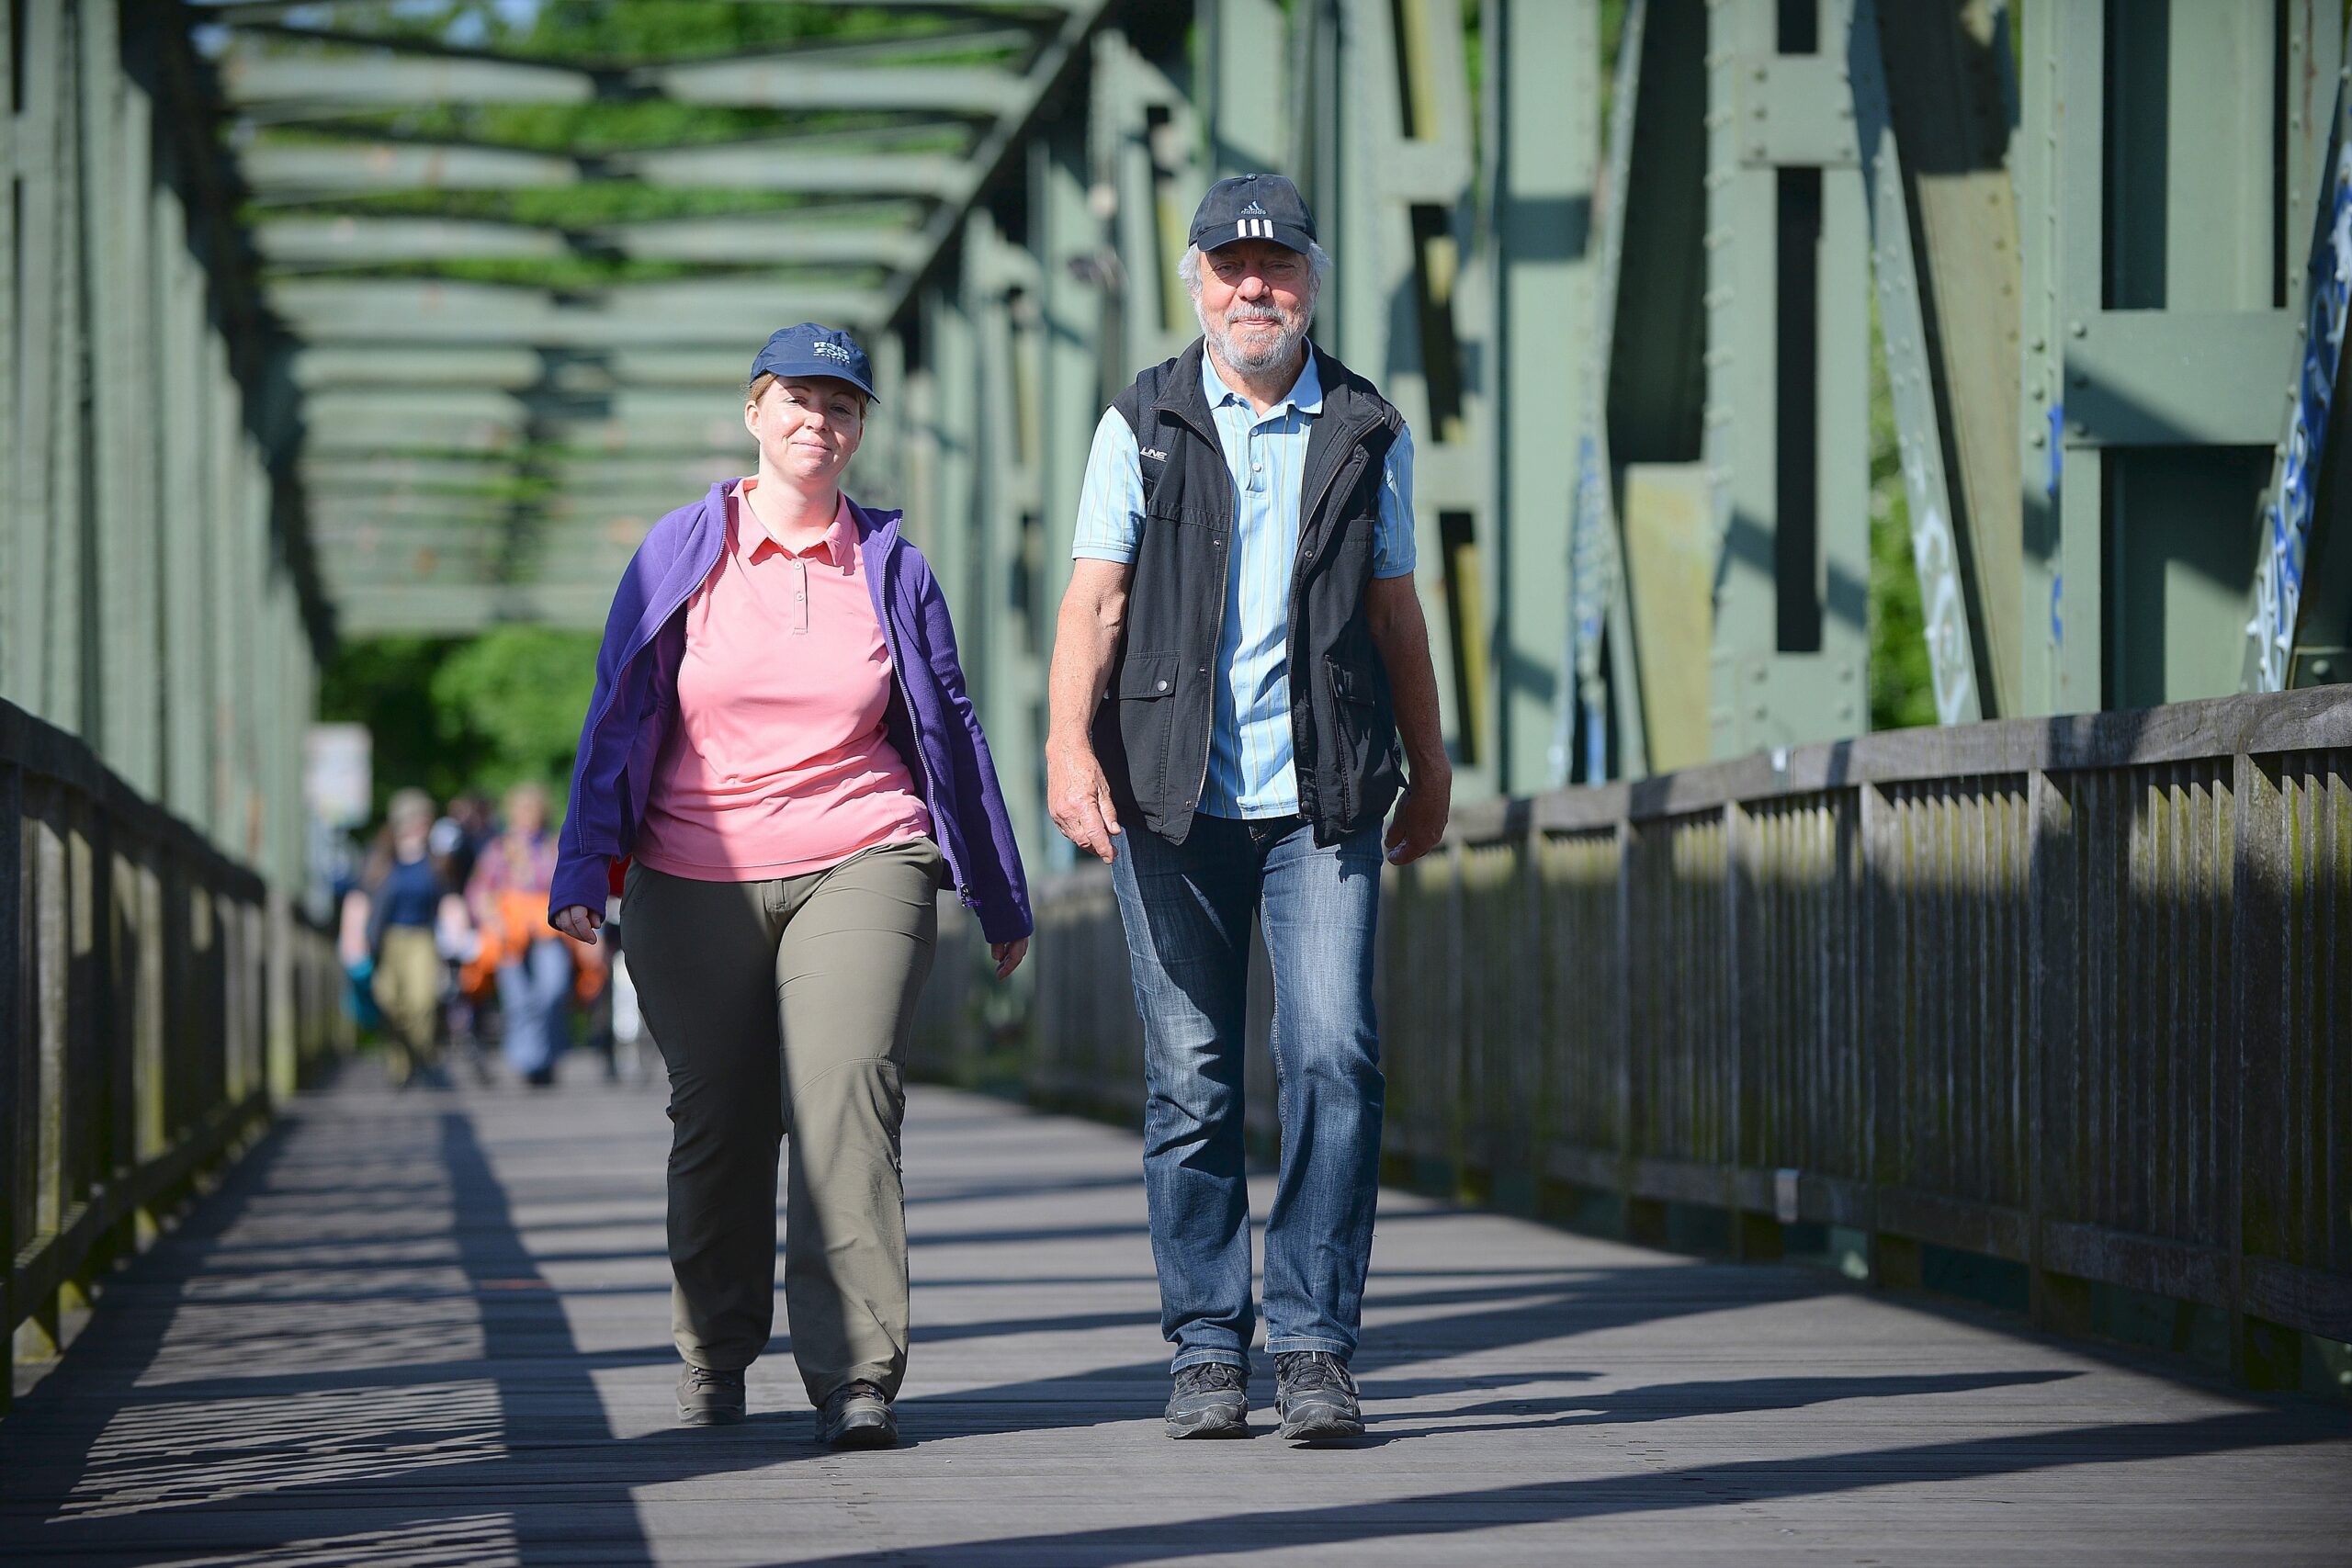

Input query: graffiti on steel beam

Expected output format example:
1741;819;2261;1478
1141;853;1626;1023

1568;430;1613;784
2249;129;2352;691
1901;441;1975;725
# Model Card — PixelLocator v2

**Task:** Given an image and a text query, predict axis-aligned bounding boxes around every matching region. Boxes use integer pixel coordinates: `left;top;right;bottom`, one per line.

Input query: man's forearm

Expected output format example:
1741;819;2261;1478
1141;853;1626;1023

1046;567;1128;756
1367;577;1450;780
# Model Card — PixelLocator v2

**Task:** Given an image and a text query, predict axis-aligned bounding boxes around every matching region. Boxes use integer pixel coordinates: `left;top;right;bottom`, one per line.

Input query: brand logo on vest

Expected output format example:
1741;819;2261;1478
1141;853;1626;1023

1139;446;1169;463
812;341;854;365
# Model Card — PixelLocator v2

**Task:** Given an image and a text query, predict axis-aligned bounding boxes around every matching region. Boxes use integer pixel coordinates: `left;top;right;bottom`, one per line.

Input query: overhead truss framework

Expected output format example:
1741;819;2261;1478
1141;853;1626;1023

178;0;1117;617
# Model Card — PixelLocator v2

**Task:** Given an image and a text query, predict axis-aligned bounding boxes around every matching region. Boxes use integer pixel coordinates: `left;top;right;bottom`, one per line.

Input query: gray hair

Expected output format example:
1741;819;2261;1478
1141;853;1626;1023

1176;240;1333;299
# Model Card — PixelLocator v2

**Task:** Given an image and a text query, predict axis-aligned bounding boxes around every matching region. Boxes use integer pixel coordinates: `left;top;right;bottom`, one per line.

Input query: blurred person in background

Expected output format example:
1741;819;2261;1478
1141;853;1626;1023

469;780;574;1087
435;791;499;1077
548;323;1032;1450
358;787;447;1088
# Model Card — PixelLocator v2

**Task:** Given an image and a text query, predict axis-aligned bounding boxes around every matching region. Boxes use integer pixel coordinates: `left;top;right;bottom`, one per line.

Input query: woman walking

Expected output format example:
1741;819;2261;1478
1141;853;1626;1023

549;323;1031;1450
359;787;447;1088
469;782;574;1087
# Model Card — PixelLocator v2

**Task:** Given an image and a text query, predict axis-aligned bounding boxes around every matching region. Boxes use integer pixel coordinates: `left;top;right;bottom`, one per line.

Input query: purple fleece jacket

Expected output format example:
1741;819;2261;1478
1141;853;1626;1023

550;481;1033;943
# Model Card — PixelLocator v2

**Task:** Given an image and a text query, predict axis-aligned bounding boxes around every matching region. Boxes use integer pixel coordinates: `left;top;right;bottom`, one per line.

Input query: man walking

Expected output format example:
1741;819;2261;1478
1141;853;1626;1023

1046;173;1450;1442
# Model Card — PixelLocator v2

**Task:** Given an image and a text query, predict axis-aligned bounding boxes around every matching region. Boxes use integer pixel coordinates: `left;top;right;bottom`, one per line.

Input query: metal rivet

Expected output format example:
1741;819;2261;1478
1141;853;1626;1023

1157;679;1170;692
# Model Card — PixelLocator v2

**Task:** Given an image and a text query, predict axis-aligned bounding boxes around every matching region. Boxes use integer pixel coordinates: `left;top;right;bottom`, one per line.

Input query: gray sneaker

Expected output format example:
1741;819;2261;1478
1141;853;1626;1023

1273;1351;1362;1441
675;1364;746;1426
1164;1361;1249;1438
816;1380;898;1449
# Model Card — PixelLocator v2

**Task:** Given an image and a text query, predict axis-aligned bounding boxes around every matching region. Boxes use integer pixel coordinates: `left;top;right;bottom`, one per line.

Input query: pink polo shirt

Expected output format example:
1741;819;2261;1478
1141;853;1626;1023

633;481;933;883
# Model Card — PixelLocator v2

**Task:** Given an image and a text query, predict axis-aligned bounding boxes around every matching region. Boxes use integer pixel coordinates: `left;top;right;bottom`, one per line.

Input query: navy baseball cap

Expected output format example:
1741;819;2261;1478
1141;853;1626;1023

1189;173;1317;256
750;322;880;403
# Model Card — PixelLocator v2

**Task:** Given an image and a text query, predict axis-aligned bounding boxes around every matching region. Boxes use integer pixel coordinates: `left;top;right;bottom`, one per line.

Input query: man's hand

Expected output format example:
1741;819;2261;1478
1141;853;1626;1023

1046;743;1124;863
551;904;603;942
1383;765;1451;867
990;937;1030;979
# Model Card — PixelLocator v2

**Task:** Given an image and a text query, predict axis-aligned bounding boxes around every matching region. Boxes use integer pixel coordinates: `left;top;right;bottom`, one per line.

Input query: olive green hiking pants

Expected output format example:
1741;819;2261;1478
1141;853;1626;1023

621;840;941;1406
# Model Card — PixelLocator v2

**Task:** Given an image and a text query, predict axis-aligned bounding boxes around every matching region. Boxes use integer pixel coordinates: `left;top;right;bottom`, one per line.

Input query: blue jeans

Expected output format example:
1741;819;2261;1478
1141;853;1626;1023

499;937;572;1076
1109;813;1385;1372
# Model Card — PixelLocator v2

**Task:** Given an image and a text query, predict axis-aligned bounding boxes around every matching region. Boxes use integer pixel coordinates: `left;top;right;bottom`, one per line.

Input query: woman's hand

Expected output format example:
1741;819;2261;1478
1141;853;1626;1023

552;904;603;942
990;937;1029;979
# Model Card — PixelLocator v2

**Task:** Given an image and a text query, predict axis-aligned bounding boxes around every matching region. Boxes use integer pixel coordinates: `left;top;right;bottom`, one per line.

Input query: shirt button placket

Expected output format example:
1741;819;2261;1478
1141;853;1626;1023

793;558;808;634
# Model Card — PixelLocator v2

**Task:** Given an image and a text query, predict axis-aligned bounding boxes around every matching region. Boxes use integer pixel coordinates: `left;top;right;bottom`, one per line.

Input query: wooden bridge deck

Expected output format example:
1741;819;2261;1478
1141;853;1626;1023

3;1063;2346;1566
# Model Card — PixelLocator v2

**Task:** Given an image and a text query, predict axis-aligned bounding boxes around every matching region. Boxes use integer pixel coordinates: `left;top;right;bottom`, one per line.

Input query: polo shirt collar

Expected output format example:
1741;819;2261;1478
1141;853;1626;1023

734;480;856;573
1201;344;1324;420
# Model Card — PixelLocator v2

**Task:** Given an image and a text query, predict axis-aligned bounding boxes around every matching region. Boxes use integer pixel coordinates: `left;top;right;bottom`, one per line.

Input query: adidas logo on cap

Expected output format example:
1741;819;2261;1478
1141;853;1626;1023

1240;199;1268;216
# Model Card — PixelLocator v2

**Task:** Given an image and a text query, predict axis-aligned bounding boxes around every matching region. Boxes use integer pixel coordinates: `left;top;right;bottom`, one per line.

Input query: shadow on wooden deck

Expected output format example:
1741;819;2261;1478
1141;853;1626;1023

1;1068;2346;1567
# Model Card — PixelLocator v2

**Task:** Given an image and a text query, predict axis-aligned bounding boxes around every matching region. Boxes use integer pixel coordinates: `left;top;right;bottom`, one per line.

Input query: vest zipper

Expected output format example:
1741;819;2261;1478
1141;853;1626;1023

1285;427;1377;818
1158;399;1231;822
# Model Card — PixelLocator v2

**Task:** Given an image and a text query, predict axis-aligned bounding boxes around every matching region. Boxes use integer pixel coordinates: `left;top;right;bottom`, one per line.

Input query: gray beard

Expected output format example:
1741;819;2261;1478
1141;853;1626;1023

1200;304;1309;376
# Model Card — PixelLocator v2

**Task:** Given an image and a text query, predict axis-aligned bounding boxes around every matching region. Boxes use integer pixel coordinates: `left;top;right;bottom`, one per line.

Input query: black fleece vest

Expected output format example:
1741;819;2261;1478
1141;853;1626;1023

1092;339;1405;846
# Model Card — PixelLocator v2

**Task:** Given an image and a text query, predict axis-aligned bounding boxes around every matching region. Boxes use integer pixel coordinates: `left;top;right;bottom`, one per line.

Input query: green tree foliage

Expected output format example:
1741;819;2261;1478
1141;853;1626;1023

1869;308;1939;732
319;627;599;823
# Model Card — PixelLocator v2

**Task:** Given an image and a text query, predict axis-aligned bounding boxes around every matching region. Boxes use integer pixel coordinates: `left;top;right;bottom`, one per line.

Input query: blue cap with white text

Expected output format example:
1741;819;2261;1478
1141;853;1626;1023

750;322;880;403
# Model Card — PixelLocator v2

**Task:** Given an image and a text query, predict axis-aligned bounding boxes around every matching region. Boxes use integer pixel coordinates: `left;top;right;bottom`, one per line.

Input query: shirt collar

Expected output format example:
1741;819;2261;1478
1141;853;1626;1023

734;480;856;573
1201;344;1323;421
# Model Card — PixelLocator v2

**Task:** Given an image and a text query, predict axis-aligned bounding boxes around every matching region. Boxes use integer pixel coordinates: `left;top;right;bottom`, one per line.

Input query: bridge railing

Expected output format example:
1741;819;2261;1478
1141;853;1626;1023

2;702;348;1413
922;687;2350;1385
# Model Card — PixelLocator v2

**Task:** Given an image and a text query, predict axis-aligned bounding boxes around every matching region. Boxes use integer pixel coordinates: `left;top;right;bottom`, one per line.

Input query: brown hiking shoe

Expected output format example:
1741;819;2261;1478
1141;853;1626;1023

675;1364;746;1426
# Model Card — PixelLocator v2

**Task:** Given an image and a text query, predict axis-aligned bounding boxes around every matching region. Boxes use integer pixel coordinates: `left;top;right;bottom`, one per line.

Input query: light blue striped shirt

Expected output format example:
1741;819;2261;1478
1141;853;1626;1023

1072;350;1417;819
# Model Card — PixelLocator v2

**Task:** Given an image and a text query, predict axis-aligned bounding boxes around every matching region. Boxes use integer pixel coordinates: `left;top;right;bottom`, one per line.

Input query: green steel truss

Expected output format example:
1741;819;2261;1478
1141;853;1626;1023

13;0;2351;889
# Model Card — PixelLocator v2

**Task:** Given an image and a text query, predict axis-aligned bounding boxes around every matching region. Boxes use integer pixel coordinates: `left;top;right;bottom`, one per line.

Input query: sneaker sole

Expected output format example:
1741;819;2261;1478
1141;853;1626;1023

677;1404;747;1427
1164;1404;1250;1439
1277;1405;1363;1442
822;1416;898;1450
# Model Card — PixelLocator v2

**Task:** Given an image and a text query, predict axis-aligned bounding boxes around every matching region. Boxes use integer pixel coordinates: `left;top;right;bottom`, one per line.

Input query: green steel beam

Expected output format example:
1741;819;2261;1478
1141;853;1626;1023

9;0;67;724
255;214;928;270
1488;0;1596;794
0;0;15;718
272;280;886;344
240;140;967;199
2032;0;2302;713
289;345;763;390
1587;0;1703;777
220;46;1030;115
332;583;617;635
301;454;740;491
1704;0;1872;756
967;212;1045;873
1861;0;2022;721
1098;26;1202;374
1849;0;1984;726
1306;0;1492;792
1030;116;1102;872
881;0;1117;328
201;0;1089;13
1202;0;1288;175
